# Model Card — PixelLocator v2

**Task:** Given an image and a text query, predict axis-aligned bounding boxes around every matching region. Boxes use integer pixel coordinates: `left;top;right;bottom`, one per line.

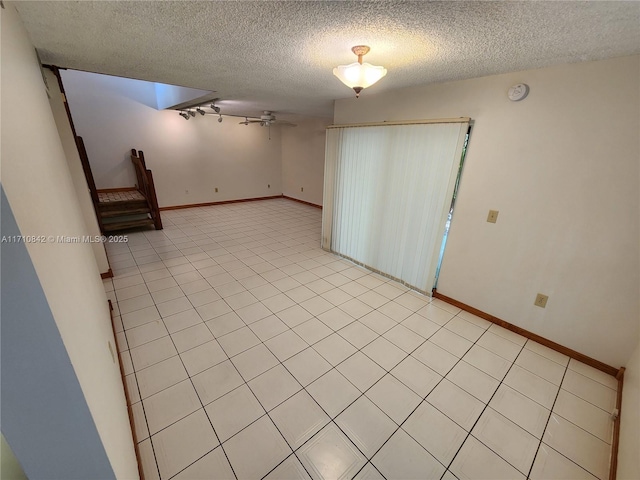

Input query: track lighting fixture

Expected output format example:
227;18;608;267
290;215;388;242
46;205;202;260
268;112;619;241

218;115;223;123
211;103;221;114
188;110;196;117
179;111;190;120
196;107;206;116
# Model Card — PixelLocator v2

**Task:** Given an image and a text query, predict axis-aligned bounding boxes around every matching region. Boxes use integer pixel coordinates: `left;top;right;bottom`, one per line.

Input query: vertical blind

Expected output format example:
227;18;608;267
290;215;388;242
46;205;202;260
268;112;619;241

322;120;469;293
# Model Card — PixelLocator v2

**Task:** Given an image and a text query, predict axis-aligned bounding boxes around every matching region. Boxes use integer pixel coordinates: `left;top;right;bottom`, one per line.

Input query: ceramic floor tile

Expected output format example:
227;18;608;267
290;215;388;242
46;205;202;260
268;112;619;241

427;379;485;431
339;298;374;319
225;290;259;310
213;280;246;298
286;285;317;303
317;307;356;331
321;287;353;306
487;324;527;346
401;313;441;339
137;355;188;399
116;283;149;301
335;396;397;458
357;310;396;334
382;324;425;353
297;423;366;480
130;336;178;371
231;343;279;381
300;296;335;316
472;408;538;474
450;435;526;480
265;330;309;361
444;317;485;342
205;311;245;338
122;305;161;330
530;444;598;480
179;340;226;376
152;409;219;480
337;321;379;349
515;348;566;385
192;360;244;405
377;301;412;322
125;319;168;349
284;347;333;387
262;292;297;313
542;414;610;480
263;455;312;480
461;344;511;380
362;336;407;371
249;283;281;301
173;447;235;480
277;304;314;328
234;301;272;324
567;359;618;390
294;318;334;345
403;400;467;466
446;361;500;403
271;390;331;449
553;390;614;443
373;282;406;300
476;332;522;362
156;296;193;318
372;428;445;480
456;310;492;329
390;356;442;397
163;309;203;334
131;401;150;441
524;340;570;366
144;380;202;434
307;369;361;418
561;369;616;411
248;364;302;411
171;323;214;353
358;290;390;309
204;384;264;442
503;364;560;409
412;341;459;376
146;277;179;293
416;304;456;325
224;415;292;479
337;352;386;392
366;374;421;425
186;288;221;308
249;314;290;341
217;326;261;357
138;438;160;480
489;384;550;438
196;299;233;321
313;333;358;366
429;328;473;358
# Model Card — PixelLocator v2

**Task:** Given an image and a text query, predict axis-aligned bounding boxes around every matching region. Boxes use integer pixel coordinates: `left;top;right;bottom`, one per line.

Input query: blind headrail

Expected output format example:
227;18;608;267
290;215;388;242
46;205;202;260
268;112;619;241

326;117;471;129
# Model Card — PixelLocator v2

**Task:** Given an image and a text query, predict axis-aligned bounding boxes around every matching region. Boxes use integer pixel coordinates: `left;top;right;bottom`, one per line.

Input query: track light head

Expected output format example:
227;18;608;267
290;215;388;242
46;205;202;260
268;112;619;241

196;107;206;116
179;111;190;120
188;110;196;117
218;115;223;123
211;104;221;114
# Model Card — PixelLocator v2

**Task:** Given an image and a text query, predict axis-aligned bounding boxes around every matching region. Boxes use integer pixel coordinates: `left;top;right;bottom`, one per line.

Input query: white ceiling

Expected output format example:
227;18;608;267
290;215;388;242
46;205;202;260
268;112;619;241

14;1;640;118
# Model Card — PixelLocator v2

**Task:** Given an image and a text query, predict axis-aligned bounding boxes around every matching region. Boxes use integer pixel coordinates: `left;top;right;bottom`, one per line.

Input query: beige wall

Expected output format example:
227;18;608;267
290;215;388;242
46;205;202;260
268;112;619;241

281;116;331;206
62;70;283;208
334;55;640;368
45;68;110;274
1;4;137;478
618;339;640;478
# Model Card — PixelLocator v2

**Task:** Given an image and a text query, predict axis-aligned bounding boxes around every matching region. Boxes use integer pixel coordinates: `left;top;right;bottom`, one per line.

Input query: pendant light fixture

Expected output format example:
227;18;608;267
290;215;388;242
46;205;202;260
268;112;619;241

333;45;387;98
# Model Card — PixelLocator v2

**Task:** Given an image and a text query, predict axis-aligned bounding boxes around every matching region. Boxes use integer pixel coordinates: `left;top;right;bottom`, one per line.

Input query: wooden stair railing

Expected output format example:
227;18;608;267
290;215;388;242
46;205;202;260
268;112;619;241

130;149;162;230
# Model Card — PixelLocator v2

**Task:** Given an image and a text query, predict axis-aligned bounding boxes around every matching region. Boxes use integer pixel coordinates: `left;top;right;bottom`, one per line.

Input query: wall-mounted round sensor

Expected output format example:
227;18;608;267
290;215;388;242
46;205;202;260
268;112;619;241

508;83;529;101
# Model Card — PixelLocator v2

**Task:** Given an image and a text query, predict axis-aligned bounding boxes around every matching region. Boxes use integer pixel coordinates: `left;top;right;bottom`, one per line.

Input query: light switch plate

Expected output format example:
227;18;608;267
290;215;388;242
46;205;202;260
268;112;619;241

534;294;549;308
487;210;499;223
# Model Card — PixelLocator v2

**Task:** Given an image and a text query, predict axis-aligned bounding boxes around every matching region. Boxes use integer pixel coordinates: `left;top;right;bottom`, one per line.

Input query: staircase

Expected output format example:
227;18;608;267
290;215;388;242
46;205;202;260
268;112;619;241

97;190;156;232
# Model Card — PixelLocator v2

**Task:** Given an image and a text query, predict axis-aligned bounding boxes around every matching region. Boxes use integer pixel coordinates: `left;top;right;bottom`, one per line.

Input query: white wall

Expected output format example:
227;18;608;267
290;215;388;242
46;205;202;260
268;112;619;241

282;116;331;206
334;55;640;368
62;70;283;208
1;4;137;478
618;339;640;478
45;68;110;274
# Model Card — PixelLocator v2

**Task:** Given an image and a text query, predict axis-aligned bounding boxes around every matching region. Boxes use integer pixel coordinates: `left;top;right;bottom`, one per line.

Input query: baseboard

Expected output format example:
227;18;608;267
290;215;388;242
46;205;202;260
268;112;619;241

282;195;322;209
609;367;625;480
159;195;284;211
96;187;137;193
107;299;145;480
100;268;113;279
431;289;619;377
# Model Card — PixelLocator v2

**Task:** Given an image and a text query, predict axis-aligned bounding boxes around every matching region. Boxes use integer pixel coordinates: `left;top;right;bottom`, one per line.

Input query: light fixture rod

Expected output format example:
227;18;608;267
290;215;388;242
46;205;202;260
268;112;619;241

351;45;370;65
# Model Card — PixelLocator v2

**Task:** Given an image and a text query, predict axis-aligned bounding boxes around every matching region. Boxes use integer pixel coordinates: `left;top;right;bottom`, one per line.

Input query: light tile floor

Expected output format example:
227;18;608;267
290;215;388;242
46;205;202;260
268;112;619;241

103;199;617;480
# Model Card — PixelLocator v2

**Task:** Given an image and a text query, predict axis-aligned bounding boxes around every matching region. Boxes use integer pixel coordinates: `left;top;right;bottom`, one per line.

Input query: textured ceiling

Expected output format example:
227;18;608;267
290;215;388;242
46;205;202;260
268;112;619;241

14;1;640;118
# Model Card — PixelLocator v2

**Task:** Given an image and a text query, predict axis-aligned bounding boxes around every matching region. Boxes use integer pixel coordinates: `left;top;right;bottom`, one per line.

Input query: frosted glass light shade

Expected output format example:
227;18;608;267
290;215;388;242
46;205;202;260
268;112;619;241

333;62;387;90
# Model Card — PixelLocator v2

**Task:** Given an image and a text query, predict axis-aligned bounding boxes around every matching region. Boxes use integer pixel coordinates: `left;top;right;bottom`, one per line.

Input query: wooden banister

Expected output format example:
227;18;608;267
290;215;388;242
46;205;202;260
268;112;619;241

130;149;162;230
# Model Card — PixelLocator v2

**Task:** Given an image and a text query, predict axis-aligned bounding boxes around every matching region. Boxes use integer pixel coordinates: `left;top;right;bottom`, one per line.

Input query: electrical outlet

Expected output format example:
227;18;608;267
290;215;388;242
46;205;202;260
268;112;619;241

301;187;304;192
215;187;218;193
534;293;549;308
487;210;499;223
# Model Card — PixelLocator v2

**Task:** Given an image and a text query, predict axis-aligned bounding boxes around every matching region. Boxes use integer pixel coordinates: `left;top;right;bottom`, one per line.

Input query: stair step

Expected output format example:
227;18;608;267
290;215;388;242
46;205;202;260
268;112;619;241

101;207;151;218
99;199;148;211
102;218;155;232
